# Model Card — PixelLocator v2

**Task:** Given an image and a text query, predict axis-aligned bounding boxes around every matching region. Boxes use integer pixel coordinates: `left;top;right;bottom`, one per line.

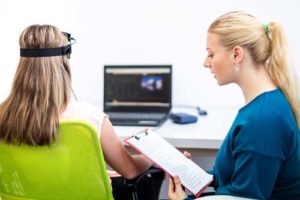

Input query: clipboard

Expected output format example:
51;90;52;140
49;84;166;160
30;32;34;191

124;129;213;197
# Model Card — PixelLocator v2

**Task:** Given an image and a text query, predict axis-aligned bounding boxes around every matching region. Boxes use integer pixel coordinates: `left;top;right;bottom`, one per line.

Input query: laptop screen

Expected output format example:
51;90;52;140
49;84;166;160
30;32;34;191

104;65;172;112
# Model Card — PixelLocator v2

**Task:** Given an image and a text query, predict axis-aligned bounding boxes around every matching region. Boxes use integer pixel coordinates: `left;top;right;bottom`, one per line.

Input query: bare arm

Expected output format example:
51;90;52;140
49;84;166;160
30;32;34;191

100;117;153;179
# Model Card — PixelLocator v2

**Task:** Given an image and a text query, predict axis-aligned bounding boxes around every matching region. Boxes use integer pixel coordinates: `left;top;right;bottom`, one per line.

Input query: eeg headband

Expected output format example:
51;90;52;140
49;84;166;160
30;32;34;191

20;32;76;58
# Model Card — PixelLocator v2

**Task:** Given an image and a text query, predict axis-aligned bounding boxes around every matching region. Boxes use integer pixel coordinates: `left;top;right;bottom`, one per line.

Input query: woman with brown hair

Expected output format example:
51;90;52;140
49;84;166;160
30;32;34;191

0;24;152;182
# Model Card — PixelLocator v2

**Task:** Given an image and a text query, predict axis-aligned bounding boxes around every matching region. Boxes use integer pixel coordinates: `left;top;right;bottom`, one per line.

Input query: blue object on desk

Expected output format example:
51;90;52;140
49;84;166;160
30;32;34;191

169;113;198;124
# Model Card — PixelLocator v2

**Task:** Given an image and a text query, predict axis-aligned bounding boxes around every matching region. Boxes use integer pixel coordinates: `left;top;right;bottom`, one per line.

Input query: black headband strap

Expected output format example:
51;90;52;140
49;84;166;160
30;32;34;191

20;45;71;57
20;31;75;58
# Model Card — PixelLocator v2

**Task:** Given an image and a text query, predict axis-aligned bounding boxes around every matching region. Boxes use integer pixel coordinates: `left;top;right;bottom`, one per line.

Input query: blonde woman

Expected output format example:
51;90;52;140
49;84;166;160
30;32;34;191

0;25;152;187
169;11;300;200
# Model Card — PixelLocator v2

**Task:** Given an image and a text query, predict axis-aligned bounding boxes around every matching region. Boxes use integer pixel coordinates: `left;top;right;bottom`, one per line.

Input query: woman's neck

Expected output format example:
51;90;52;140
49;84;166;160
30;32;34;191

238;64;277;105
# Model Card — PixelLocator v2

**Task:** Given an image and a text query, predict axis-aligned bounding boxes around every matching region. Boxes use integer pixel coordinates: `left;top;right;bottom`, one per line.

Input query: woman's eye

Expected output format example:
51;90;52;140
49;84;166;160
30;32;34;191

208;54;214;58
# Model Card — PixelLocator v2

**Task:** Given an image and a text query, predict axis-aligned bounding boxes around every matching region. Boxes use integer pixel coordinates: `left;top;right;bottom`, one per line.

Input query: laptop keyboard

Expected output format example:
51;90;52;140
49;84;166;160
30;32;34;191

107;112;167;120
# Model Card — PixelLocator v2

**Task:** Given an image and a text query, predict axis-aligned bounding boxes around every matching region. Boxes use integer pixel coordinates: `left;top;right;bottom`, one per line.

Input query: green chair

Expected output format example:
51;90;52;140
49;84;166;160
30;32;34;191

0;120;114;200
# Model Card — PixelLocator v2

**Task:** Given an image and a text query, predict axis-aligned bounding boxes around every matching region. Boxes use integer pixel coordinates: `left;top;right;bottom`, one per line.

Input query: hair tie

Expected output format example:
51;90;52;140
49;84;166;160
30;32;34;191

263;24;271;35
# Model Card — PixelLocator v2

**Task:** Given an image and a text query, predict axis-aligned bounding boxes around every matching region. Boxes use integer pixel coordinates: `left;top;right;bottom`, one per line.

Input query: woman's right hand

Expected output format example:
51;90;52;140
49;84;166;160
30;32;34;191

183;151;192;159
168;175;186;200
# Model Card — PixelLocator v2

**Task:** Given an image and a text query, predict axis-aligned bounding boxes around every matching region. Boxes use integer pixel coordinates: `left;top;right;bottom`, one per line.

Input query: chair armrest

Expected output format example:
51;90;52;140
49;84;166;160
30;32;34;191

123;167;165;200
124;167;164;187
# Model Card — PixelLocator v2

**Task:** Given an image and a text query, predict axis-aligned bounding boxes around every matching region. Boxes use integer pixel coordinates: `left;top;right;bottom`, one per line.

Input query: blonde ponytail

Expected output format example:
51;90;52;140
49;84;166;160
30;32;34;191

267;22;300;126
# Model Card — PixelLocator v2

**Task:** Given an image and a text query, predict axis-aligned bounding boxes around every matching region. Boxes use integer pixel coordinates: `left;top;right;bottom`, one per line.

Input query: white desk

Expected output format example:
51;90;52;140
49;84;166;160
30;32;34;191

114;106;238;150
197;195;255;200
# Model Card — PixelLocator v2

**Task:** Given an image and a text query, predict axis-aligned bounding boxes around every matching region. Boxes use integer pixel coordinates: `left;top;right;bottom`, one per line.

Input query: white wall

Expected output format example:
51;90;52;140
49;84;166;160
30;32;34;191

0;0;77;101
1;0;299;110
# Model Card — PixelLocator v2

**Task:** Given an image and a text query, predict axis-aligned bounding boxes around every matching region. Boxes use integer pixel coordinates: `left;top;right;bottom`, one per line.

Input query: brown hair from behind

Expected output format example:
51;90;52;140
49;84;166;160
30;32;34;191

0;25;72;145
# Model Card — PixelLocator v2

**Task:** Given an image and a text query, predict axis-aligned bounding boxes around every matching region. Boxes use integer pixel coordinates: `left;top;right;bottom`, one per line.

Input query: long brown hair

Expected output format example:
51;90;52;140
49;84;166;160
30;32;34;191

208;11;300;126
0;25;72;145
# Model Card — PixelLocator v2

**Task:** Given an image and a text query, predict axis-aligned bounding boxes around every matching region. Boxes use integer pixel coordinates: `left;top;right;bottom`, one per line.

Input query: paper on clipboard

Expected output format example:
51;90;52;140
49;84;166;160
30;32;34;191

124;129;213;197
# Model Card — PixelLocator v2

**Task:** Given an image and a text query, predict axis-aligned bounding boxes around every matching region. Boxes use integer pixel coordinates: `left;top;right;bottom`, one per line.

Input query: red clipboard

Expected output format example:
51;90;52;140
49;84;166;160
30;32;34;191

124;129;213;197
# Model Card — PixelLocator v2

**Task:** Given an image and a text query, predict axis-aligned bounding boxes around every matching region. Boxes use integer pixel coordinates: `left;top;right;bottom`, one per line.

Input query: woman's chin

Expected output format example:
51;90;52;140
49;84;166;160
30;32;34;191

216;79;225;86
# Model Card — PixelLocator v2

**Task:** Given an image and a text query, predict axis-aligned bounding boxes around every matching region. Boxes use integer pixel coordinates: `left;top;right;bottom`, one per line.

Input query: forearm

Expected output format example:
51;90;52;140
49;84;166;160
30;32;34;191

130;154;153;176
101;118;153;179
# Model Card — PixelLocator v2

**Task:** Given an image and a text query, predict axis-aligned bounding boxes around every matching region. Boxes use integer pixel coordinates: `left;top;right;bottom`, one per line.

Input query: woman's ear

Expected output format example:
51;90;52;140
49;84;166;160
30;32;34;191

233;46;243;63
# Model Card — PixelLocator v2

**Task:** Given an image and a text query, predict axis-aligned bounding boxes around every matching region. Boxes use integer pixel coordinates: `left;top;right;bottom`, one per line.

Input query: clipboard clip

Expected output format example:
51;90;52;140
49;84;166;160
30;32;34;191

133;128;149;140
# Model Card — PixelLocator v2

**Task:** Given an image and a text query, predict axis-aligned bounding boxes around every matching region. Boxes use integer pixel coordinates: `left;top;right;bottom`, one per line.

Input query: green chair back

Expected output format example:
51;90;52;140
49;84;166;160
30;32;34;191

0;120;114;200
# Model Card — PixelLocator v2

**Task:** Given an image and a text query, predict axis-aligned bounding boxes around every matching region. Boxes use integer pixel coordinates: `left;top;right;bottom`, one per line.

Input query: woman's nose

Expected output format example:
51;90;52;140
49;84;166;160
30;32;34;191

203;58;210;68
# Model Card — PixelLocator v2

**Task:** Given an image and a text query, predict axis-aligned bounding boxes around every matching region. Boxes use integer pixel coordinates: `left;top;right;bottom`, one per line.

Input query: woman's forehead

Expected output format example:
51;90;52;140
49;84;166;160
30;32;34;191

206;33;223;50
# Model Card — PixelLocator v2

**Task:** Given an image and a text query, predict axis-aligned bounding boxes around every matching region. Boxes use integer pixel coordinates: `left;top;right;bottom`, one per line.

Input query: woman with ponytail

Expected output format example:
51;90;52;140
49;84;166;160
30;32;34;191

169;11;300;200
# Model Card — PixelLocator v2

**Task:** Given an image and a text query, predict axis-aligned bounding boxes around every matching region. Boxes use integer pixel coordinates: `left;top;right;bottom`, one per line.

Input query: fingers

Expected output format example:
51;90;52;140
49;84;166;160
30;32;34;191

168;175;185;200
173;175;182;190
169;176;183;192
168;176;177;199
183;151;192;159
168;176;175;192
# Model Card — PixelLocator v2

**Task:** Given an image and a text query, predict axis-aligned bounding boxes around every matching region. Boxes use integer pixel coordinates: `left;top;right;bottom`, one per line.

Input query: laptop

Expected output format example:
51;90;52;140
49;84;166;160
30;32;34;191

103;65;172;126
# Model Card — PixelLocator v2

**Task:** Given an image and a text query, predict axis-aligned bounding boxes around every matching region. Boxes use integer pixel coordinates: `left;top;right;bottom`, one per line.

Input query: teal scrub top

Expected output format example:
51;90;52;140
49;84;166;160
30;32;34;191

213;88;300;199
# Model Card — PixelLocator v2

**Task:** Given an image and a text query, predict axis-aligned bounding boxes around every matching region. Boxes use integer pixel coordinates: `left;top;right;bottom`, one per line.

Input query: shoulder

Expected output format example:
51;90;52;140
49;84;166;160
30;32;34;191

61;101;105;117
232;89;297;158
60;101;107;135
73;102;103;115
238;89;295;132
259;89;297;131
